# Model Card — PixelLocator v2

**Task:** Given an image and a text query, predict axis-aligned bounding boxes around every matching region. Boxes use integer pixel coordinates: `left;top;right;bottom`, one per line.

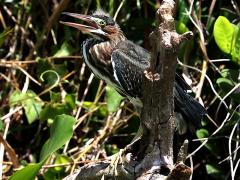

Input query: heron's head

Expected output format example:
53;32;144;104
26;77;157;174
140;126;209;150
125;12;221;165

61;10;121;40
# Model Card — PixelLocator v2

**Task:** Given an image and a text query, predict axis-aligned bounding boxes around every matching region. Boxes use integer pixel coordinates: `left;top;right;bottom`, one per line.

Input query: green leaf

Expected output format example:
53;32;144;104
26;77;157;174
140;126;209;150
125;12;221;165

231;23;240;64
216;77;235;90
40;103;73;121
65;94;76;109
23;96;43;124
98;105;108;118
216;76;240;102
214;16;240;64
53;154;70;171
197;129;220;156
82;101;95;110
82;101;107;117
50;91;61;102
10;162;44;180
53;42;72;57
177;0;189;24
176;21;189;34
54;63;68;77
0;120;4;132
206;164;224;179
105;85;124;112
9;90;22;106
36;58;53;78
213;16;235;54
9;90;43;124
105;144;119;156
206;164;220;174
0;28;13;48
40;70;60;88
220;69;239;80
196;128;209;139
40;114;75;161
43;170;57;180
10;115;75;179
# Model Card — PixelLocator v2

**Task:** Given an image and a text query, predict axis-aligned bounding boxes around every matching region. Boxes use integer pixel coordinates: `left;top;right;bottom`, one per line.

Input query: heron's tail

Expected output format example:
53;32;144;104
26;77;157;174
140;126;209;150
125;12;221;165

174;82;206;135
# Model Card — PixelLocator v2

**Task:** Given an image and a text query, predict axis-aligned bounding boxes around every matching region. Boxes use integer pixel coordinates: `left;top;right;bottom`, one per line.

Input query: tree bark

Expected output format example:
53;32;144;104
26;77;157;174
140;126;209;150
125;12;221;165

133;0;193;178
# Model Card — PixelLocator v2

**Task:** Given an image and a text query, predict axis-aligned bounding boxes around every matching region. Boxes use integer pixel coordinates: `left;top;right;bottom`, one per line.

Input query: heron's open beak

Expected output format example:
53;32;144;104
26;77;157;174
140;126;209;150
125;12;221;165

60;12;107;36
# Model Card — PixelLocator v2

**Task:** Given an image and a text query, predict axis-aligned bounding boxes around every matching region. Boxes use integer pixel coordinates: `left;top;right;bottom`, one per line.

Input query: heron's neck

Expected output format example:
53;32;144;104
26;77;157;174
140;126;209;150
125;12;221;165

109;30;126;46
89;31;126;61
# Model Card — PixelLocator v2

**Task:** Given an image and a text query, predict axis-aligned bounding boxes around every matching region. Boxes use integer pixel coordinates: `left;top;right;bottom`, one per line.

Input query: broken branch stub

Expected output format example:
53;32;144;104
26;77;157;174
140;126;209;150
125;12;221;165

137;0;193;178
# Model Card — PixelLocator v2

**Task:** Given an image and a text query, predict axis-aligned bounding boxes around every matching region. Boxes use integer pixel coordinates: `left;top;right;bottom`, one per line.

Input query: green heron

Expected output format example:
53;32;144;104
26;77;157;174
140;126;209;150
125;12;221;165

61;10;206;134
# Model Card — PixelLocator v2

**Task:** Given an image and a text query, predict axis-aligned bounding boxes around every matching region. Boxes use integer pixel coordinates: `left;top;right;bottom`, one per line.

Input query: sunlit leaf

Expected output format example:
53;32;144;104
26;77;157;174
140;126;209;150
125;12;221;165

10;162;44;180
98;105;108;118
53;42;73;57
9;90;23;106
9;90;43;124
196;128;209;139
220;69;239;80
54;154;70;171
176;21;189;34
231;23;240;64
40;114;75;161
214;16;240;64
23;95;43;124
213;16;234;54
105;85;124;112
216;77;235;90
40;103;73;122
82;101;95;110
206;164;224;179
65;94;76;109
10;114;75;179
196;129;220;156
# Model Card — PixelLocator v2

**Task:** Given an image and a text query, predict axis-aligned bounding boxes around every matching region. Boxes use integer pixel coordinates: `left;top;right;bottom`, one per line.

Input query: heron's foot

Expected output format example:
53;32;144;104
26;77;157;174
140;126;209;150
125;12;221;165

107;136;143;176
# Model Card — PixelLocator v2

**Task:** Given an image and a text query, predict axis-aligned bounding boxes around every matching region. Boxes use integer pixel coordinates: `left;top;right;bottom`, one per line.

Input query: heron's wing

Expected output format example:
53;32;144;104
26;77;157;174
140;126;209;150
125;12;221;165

82;38;115;82
111;40;206;134
111;40;150;98
175;73;191;91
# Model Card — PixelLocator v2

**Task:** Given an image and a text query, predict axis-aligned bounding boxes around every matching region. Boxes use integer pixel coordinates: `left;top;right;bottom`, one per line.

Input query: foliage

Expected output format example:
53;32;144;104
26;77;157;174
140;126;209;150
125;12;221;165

0;0;239;179
213;16;240;64
10;114;76;180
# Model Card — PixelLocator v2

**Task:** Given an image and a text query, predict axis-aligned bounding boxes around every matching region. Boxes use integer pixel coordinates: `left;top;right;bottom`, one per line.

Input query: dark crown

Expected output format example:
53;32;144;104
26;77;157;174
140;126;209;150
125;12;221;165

92;9;115;26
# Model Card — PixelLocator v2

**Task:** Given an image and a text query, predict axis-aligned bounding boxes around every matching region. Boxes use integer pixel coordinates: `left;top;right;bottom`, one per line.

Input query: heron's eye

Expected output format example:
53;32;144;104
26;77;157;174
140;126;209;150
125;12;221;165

98;20;106;26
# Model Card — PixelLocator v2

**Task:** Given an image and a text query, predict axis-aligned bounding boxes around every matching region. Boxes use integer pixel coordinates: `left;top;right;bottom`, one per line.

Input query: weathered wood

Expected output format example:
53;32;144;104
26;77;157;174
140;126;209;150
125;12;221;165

134;0;193;178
